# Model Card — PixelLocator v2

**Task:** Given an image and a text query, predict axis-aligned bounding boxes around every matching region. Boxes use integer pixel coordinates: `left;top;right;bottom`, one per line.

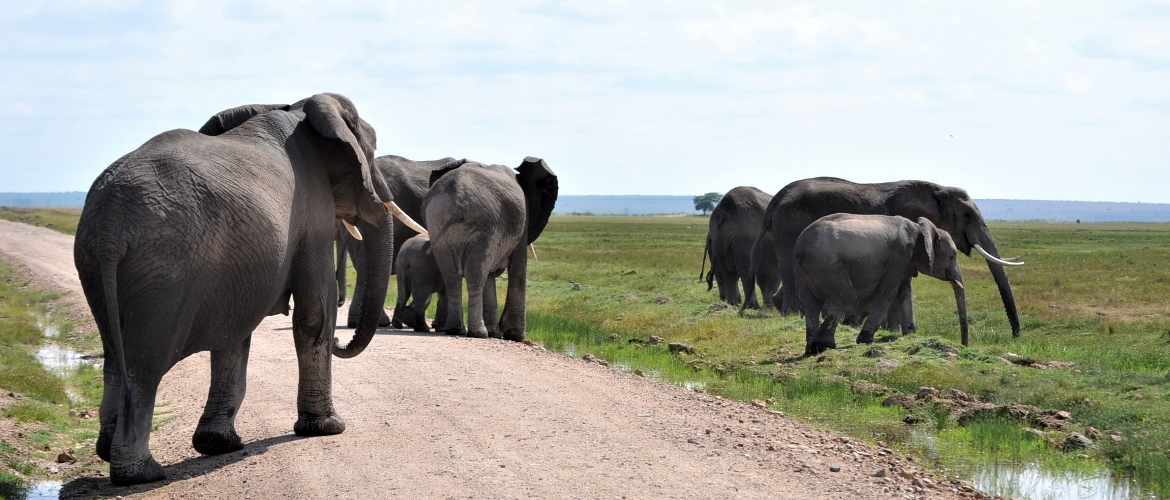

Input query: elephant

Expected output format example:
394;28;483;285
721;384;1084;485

73;94;398;485
335;155;454;327
698;186;776;309
795;214;969;355
752;177;1024;336
390;233;448;332
424;157;559;339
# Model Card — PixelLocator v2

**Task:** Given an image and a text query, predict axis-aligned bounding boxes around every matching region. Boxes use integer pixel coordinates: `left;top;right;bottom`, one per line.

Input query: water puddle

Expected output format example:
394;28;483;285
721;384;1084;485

972;463;1147;500
35;343;87;377
18;481;62;500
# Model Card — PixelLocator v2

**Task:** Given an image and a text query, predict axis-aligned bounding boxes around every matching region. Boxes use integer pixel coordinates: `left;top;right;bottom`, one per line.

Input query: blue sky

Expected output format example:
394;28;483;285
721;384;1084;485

1;1;1168;201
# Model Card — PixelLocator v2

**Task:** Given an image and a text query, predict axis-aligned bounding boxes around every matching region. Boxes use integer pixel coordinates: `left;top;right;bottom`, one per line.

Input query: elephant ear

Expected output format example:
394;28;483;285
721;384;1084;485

915;217;939;275
302;94;384;203
429;158;468;187
516;156;559;244
198;104;290;136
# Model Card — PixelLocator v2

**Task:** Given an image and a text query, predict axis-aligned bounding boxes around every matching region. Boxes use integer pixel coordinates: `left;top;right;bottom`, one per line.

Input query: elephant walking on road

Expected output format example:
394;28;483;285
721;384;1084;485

795;214;969;355
754;177;1024;336
74;94;395;485
699;186;776;309
425;157;558;340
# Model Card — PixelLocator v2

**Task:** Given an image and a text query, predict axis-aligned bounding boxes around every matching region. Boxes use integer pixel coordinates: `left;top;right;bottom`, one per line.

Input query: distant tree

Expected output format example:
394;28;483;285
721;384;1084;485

693;192;722;215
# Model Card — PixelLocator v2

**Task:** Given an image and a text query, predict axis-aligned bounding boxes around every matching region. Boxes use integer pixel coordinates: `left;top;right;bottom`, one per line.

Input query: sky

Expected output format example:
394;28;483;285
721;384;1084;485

1;1;1168;202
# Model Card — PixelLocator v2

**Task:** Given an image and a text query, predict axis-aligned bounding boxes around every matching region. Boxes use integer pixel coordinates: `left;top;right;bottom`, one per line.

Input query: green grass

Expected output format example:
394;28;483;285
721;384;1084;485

0;206;82;235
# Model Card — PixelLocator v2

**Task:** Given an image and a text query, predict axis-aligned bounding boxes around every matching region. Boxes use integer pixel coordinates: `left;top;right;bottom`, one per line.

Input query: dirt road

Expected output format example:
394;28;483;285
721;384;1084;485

0;218;968;499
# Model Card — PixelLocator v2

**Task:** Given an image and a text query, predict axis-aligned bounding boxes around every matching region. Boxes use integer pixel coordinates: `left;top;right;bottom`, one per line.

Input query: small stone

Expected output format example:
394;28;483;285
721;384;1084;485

1055;411;1071;420
68;409;78;418
1022;428;1045;438
668;342;696;355
653;296;671;304
829;464;841;472
872;468;887;477
899;470;915;480
1086;426;1102;440
752;399;767;409
56;450;75;463
1064;432;1095;450
648;335;664;345
687;438;698;444
609;333;620;341
915;387;939;400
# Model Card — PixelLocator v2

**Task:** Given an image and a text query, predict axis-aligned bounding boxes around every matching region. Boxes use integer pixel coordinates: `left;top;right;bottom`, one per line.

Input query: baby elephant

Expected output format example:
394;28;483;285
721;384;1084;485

794;214;969;355
392;234;447;332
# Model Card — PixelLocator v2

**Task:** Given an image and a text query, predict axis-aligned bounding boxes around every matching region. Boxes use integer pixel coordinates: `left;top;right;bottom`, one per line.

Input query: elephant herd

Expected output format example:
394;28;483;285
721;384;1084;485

702;178;1025;355
73;94;558;485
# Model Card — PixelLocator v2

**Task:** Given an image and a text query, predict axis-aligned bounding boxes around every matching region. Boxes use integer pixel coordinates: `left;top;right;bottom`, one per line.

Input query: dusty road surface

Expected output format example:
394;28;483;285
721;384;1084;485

0;219;972;499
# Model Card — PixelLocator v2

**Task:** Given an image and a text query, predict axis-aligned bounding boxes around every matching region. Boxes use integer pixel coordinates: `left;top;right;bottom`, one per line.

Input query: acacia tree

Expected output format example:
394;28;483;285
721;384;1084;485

693;192;722;215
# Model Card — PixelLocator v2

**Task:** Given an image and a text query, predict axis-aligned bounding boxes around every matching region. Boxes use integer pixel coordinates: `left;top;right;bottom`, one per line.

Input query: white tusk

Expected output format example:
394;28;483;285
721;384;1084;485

1003;253;1027;262
974;244;1025;266
342;219;363;241
384;201;428;236
951;280;965;290
528;244;538;261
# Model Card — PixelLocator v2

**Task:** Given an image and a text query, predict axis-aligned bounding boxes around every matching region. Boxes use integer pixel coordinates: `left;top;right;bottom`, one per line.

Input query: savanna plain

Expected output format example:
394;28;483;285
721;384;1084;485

1;207;1169;499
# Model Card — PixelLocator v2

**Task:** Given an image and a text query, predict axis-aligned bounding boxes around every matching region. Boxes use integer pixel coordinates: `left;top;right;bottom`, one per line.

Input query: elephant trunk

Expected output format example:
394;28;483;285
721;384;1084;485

971;231;1021;337
952;280;970;346
333;214;392;359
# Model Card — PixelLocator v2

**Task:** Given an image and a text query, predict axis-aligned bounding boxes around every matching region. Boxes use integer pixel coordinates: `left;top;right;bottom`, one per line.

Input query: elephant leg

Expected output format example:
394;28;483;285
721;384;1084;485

412;292;434;333
431;287;448;332
392;273;410;329
800;292;824;356
484;274;501;338
857;298;895;345
441;274;466;336
96;348;121;463
498;244;529;341
463;269;490;339
291;281;344;437
895;279;916;335
193;335;251;455
108;369;166;485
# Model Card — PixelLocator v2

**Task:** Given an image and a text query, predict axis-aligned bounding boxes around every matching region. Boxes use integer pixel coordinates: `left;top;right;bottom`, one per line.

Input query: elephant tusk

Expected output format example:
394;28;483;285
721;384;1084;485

1002;252;1027;262
974;244;1025;266
384;201;428;236
342;219;363;241
528;244;538;261
951;280;965;290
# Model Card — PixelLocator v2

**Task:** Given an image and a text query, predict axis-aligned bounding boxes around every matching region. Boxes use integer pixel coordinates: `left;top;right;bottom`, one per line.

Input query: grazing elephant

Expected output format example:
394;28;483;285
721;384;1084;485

795;214;970;355
425;157;559;340
698;186;776;309
74;94;397;485
335;155;452;327
391;234;448;332
753;177;1024;335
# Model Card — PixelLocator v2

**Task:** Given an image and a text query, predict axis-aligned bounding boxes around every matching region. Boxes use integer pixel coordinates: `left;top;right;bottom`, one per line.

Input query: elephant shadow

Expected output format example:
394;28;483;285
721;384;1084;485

59;434;300;499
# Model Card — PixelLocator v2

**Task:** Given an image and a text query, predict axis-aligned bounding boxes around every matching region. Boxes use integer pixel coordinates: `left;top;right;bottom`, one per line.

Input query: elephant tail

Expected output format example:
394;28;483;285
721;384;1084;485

99;256;137;439
699;237;710;284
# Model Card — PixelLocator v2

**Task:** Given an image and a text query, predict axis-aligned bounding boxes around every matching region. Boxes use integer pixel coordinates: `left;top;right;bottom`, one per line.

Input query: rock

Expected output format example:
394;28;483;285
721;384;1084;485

668;342;696;355
622;294;638;302
882;394;916;410
996;357;1014;365
899;470;915;480
633;369;645;377
1054;410;1071;420
829;464;841;472
609;333;620;341
1064;433;1095;450
949;389;974;402
752;399;767;409
648;335;663;345
1110;434;1124;443
687;438;698;444
903;414;923;424
571;282;581;291
68;409;78;418
652;296;671;304
582;353;609;367
1029;363;1048;370
1022;428;1046;438
1086;426;1102;440
872;468;887;477
56;450;75;463
916;387;939;400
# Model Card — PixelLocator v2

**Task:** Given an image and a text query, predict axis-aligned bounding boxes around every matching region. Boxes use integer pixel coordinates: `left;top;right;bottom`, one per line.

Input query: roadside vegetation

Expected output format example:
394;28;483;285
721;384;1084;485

0;258;104;495
0;207;83;235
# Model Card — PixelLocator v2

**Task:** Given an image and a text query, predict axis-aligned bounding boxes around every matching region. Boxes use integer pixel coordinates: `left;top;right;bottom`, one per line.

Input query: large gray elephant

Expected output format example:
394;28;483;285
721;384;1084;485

754;177;1024;336
74;94;396;485
425;157;558;340
795;214;969;355
335;155;454;327
699;186;776;309
391;233;448;332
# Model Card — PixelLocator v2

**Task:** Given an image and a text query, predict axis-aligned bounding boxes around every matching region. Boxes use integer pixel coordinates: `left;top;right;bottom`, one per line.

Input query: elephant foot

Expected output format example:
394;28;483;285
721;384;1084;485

487;329;503;339
803;341;836;356
465;329;489;339
378;310;392;328
901;323;917;336
855;331;876;345
502;329;526;342
110;454;166;486
391;318;404;329
294;412;346;436
192;427;243;455
444;326;465;336
413;321;431;333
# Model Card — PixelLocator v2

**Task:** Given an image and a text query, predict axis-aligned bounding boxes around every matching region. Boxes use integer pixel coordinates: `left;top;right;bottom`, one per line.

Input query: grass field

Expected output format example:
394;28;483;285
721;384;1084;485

4;207;1168;498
